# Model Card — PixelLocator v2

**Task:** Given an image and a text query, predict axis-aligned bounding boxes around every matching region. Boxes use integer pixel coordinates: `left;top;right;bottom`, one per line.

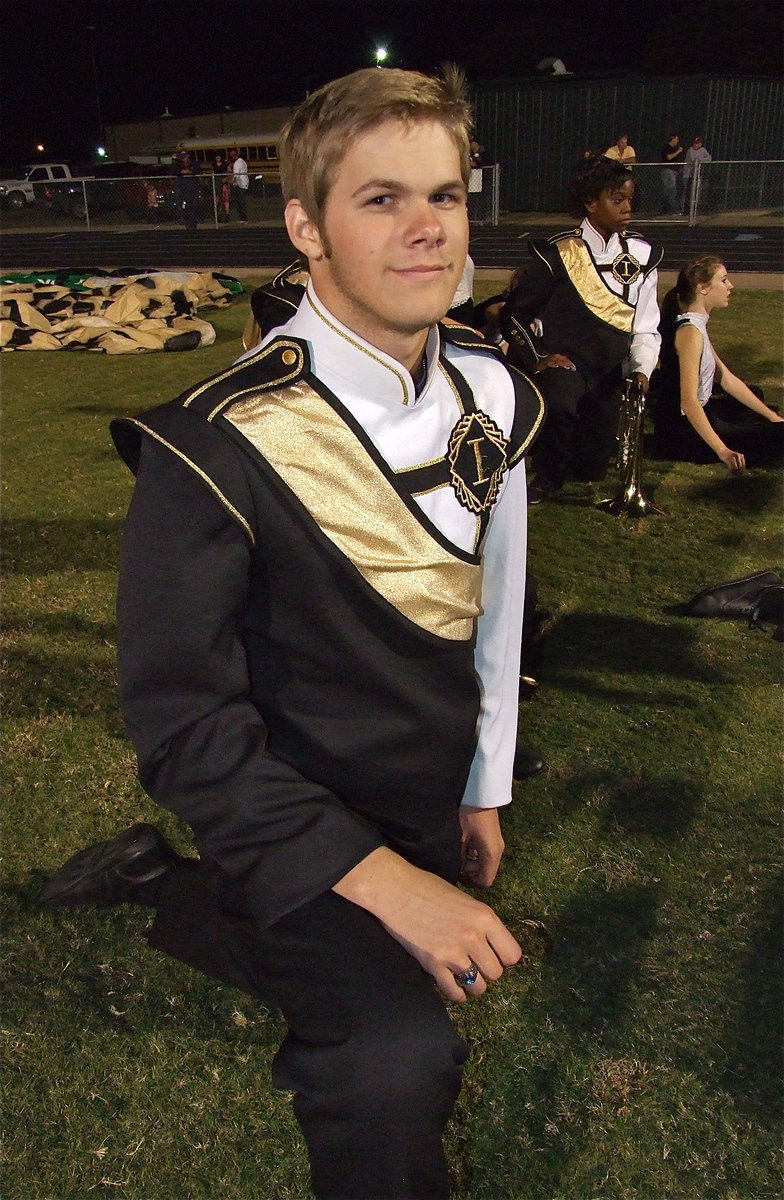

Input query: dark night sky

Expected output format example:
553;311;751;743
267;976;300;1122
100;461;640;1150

1;0;781;165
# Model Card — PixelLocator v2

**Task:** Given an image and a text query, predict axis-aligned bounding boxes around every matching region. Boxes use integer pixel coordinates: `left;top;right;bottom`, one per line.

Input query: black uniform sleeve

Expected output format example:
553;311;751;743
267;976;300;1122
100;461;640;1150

117;436;384;927
499;252;555;372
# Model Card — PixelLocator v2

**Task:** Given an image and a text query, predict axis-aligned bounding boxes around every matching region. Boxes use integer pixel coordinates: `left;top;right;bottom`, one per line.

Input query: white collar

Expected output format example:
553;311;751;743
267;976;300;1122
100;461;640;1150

581;217;622;255
285;282;442;408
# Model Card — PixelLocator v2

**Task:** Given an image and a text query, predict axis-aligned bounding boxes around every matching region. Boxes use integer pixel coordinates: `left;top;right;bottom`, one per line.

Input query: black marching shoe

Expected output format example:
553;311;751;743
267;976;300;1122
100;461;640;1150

513;744;546;781
40;823;178;908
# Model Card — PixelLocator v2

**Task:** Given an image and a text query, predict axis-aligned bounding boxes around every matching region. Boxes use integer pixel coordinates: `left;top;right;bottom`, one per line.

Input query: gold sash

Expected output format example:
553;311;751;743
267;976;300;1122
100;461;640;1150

554;237;635;332
222;381;482;641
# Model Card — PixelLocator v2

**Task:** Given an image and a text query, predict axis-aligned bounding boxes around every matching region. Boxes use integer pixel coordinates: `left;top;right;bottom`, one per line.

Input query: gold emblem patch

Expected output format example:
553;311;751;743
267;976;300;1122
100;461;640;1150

447;411;508;513
612;251;642;285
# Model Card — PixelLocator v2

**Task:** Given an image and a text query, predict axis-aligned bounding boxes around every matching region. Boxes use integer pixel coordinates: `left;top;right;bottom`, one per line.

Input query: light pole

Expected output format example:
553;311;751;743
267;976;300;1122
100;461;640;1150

374;46;388;67
84;23;104;156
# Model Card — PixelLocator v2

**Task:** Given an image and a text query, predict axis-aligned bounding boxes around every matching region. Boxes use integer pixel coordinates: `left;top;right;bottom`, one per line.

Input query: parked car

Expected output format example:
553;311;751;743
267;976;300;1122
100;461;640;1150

0;163;92;209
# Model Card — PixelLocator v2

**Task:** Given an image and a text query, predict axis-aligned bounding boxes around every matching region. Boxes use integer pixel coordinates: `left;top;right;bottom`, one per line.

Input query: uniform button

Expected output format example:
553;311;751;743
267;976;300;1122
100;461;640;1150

281;348;298;366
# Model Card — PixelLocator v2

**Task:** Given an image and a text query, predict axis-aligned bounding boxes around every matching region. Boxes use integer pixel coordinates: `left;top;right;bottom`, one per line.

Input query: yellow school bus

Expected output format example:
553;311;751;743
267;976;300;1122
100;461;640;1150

178;134;282;185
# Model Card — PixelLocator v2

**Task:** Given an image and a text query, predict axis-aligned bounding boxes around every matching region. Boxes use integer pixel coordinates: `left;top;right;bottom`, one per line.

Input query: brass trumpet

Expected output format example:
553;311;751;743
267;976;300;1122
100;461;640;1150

597;377;666;516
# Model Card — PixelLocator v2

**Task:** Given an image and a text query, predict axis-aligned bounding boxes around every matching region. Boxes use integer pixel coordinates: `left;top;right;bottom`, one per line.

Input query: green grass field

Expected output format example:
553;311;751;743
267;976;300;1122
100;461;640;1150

2;281;782;1199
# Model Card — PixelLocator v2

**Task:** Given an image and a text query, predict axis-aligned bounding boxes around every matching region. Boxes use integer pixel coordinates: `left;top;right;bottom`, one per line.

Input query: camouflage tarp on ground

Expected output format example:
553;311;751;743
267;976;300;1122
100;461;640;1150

0;270;242;352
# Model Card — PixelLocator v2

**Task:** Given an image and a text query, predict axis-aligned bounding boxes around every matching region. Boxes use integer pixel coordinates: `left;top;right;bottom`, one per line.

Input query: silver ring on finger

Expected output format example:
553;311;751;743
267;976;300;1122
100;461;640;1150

453;963;479;987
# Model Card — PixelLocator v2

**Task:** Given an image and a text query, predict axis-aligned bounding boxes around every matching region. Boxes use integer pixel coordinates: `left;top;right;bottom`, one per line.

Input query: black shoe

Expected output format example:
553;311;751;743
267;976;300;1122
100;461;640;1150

40;823;178;908
528;475;563;505
513;744;546;780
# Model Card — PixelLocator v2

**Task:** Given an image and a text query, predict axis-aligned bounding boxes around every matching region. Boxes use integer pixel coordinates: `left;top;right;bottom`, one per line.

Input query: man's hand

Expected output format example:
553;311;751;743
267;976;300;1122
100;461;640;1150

631;371;650;395
535;352;576;372
459;805;505;888
333;846;521;1003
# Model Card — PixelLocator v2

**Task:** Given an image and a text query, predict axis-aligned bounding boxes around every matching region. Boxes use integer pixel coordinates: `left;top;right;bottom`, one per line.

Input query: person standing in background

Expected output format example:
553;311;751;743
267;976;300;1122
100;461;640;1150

659;133;685;214
173;147;200;231
229;146;249;222
682;136;712;213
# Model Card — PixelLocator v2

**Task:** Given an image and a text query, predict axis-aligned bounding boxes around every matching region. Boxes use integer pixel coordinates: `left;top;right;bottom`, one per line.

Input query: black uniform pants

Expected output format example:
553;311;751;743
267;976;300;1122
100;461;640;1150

532;364;622;485
654;388;784;467
146;857;468;1200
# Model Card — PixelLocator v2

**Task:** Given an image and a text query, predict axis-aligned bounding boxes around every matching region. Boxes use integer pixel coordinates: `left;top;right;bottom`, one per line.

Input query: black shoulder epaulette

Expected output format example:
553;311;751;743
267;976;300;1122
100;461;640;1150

175;335;311;421
547;227;583;246
528;232;579;275
109;335;314;544
438;320;502;356
644;243;664;272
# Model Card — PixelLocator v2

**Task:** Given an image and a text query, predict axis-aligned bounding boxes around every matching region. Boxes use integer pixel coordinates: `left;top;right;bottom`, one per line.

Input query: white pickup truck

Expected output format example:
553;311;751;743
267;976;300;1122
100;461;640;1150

0;163;94;209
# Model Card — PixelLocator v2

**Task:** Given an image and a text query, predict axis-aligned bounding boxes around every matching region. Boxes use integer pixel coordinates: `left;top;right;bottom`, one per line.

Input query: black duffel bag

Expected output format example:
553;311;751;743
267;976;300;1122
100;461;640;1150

683;570;782;618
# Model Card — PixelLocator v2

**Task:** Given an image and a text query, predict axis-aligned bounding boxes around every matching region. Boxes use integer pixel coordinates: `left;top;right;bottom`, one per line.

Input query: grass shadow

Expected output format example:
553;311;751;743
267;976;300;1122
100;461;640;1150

1;518;122;574
541;882;661;1040
3;643;121;728
541;611;732;692
683;468;781;510
719;880;783;1114
547;768;702;838
3;609;117;642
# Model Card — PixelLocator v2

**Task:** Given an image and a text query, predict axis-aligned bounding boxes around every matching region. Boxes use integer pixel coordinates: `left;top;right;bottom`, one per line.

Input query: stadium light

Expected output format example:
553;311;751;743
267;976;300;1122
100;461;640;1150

374;46;388;67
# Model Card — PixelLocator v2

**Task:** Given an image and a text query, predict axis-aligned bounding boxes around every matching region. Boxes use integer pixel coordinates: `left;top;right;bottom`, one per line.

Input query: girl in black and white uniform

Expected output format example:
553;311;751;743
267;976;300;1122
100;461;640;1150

654;255;783;468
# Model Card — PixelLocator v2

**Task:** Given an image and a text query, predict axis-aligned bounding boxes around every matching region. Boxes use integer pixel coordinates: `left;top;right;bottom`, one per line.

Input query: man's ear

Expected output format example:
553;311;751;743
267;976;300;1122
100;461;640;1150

285;199;326;262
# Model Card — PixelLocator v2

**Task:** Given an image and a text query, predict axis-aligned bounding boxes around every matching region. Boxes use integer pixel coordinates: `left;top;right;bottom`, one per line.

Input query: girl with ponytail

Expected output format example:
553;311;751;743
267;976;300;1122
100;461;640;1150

653;256;783;469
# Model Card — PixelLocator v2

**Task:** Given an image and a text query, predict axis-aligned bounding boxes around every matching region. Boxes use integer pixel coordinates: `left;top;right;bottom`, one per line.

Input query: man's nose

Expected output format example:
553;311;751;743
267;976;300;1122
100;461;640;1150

406;198;446;243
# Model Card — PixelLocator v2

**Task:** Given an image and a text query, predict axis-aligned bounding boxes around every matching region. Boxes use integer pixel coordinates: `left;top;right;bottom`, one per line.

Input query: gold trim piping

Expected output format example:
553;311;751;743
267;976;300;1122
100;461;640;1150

125;420;256;546
395;454;446;474
505;365;546;465
531;243;556;275
222;381;481;640
306;291;412;405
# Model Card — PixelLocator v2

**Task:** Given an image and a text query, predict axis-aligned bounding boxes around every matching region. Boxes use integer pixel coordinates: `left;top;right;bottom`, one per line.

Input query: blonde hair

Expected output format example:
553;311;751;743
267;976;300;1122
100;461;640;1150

280;65;473;225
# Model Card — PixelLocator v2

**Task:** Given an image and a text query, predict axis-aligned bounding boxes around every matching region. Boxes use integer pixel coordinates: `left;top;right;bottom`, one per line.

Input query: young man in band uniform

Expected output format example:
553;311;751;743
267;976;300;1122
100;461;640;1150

501;155;661;503
41;67;544;1199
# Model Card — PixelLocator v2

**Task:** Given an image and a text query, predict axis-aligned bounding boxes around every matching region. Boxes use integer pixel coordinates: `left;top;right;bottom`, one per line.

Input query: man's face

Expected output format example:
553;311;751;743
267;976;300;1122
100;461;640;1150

585;179;634;238
617;136;628;150
286;118;468;364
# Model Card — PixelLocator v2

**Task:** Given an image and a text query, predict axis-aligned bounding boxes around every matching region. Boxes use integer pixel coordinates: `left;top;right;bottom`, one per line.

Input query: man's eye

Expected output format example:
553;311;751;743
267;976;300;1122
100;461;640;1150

367;194;394;206
432;192;460;205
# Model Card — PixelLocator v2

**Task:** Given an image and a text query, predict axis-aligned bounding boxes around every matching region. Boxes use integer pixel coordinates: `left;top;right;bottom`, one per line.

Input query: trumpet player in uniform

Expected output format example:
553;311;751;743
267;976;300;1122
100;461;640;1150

501;155;662;503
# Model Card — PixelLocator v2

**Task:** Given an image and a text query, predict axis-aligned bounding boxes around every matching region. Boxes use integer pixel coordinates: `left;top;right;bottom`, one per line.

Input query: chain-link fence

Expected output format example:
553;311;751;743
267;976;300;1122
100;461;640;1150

468;165;500;226
2;167;504;229
0;173;287;230
687;159;784;225
605;161;782;227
